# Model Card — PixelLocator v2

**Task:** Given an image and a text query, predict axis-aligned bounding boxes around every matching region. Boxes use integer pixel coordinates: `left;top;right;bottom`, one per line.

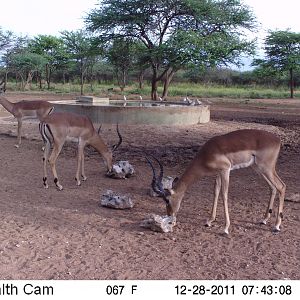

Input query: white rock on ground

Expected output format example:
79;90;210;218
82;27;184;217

140;214;176;233
101;190;134;209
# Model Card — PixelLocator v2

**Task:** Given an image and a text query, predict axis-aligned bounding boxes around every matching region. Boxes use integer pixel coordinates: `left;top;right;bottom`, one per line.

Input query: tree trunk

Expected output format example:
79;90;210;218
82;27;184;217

289;68;294;99
151;65;159;100
138;69;144;89
0;71;8;90
46;64;51;90
24;71;33;90
151;78;159;100
80;59;84;95
162;69;176;100
38;72;43;90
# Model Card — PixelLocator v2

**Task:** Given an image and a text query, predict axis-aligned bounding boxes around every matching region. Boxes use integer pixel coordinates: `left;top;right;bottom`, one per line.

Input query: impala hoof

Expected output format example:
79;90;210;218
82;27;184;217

272;227;280;234
260;219;267;225
14;144;20;148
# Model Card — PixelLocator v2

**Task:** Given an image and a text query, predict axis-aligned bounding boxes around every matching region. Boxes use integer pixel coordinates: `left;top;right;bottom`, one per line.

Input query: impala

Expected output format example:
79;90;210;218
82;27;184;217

39;111;122;190
0;88;54;147
146;129;286;234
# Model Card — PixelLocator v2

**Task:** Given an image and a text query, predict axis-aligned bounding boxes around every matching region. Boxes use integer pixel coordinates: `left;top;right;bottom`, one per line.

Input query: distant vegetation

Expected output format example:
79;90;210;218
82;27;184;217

0;0;299;99
4;80;298;100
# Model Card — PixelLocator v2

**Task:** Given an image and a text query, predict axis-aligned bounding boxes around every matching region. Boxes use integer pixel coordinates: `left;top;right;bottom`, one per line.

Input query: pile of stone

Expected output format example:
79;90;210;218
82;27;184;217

100;190;134;209
140;214;176;233
107;160;135;179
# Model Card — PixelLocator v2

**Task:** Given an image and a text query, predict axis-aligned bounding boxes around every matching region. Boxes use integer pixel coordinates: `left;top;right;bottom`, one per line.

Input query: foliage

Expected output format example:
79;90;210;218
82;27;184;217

85;0;257;99
8;52;48;90
106;38;140;90
28;35;68;89
61;30;102;94
0;27;14;52
253;30;300;98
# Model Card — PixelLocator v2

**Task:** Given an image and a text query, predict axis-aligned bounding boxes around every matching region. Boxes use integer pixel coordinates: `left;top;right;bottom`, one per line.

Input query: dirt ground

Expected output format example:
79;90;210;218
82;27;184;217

0;92;299;280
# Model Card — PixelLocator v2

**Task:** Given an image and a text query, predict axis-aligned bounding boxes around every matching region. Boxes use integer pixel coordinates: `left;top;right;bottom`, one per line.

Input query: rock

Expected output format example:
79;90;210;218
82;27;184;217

140;214;176;233
107;161;135;179
101;190;134;209
149;176;174;197
286;193;300;202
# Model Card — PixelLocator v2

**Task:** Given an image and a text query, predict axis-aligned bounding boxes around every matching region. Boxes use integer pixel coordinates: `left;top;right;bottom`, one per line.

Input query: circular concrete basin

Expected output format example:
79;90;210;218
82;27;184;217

51;100;210;125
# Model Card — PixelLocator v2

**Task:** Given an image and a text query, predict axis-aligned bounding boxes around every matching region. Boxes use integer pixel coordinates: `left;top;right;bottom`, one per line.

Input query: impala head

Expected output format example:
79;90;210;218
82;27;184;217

145;154;183;217
103;123;124;176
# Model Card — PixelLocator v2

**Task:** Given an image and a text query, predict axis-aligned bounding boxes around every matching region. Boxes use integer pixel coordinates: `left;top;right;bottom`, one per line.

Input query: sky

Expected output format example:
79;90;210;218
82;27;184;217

1;0;299;37
0;0;299;68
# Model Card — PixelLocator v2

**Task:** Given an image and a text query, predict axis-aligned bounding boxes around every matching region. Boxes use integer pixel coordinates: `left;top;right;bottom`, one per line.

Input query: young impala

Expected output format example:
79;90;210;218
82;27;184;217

146;129;286;234
39;111;122;190
0;88;54;147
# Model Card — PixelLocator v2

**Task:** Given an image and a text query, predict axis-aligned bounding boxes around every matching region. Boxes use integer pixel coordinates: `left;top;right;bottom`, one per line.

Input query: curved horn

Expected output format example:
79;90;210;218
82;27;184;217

144;153;167;199
112;123;122;152
145;156;164;196
147;153;164;189
97;124;102;135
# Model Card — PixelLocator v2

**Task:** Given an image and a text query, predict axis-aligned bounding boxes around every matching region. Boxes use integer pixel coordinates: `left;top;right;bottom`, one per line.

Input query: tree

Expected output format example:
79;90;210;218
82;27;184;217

0;27;14;52
106;38;137;91
86;0;256;100
0;27;15;88
8;52;47;90
29;35;66;89
61;30;100;95
253;30;300;98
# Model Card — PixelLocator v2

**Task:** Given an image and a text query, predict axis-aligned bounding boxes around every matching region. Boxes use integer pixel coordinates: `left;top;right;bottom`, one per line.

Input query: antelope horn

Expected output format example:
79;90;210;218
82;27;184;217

97;124;102;135
112;123;122;152
144;153;165;196
147;153;164;188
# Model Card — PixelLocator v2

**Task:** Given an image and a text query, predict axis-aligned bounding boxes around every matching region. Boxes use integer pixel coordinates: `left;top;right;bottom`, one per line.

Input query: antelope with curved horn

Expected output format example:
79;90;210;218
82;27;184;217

0;88;54;148
39;111;122;190
146;129;286;234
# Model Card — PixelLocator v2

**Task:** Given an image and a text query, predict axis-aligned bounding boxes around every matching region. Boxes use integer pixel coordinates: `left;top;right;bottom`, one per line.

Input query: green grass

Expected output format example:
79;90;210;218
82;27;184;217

5;81;299;99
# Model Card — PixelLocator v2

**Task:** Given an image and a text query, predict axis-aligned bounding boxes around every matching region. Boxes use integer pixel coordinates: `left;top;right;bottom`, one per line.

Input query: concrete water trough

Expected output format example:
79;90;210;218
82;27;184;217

51;97;210;125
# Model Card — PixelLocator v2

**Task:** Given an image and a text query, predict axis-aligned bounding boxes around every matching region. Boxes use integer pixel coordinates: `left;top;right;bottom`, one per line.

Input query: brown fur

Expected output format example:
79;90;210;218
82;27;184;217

41;112;112;190
0;94;53;147
166;129;286;234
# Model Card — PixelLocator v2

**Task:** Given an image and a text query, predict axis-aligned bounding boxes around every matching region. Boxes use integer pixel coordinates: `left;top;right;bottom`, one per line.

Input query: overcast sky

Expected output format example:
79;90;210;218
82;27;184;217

1;0;299;37
1;0;299;69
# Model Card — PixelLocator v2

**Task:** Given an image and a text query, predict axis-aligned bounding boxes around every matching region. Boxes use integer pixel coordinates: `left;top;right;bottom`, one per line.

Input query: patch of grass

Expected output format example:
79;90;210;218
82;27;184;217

5;81;299;99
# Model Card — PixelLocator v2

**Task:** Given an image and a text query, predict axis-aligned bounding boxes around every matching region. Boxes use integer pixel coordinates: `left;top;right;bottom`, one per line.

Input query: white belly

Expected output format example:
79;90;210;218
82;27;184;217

230;154;255;170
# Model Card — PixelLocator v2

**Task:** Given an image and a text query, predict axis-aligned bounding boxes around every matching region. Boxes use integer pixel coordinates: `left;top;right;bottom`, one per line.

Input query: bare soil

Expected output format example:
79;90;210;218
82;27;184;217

0;93;299;280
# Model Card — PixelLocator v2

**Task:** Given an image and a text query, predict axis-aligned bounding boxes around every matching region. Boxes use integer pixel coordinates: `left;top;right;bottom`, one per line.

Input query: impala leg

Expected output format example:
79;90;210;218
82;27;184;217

42;138;51;189
259;168;286;232
81;150;87;181
206;175;221;227
49;143;64;190
257;171;277;225
273;172;286;232
75;141;86;186
15;118;22;148
220;169;231;234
